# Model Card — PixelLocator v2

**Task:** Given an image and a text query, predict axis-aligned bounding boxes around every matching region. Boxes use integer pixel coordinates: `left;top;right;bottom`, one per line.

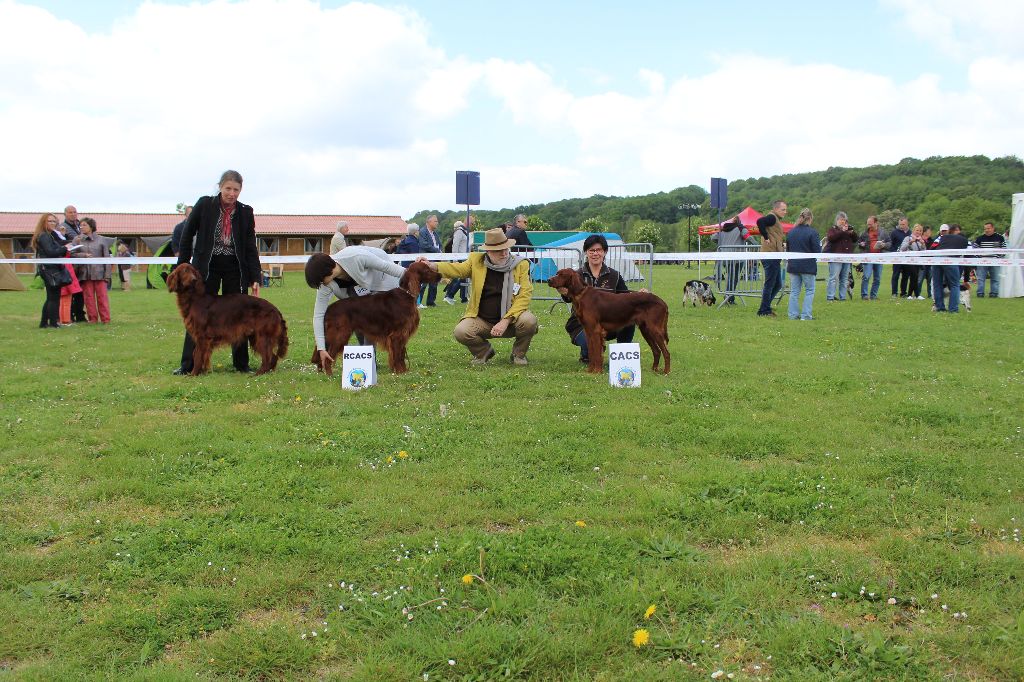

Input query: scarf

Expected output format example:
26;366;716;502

220;202;234;242
483;253;524;317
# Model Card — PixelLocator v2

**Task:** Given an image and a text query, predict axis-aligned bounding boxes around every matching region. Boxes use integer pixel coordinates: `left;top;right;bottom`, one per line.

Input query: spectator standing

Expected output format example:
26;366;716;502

72;217;112;323
116;242;134;290
32;213;68;329
933;224;969;313
898;223;928;299
786;208;820;320
173;170;262;375
418;215;442;307
973;222;1006;298
330;221;349;255
60;205;87;322
443;220;470;304
422;228;537;366
712;215;751;304
857;215;888;300
756;200;787;317
922;225;935;297
505;214;531;246
396;223;420;267
889;217;910;298
171;205;193;255
824;211;857;301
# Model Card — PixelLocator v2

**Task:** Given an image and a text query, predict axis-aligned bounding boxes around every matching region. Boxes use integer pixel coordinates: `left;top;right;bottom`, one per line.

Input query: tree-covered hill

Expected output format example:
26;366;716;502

409;155;1023;250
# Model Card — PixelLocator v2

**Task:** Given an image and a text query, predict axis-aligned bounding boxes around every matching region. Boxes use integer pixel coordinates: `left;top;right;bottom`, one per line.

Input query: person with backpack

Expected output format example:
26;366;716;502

443;220;470;304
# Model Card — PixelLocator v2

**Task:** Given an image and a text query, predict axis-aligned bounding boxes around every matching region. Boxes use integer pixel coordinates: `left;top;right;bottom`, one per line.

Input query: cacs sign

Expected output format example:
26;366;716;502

608;343;641;388
341;345;377;390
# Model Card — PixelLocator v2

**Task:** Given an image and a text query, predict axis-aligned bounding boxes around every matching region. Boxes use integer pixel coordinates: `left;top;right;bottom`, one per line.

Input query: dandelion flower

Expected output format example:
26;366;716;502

575;520;586;528
398;451;409;459
644;604;656;620
385;456;394;464
461;574;474;585
632;628;650;648
295;396;301;402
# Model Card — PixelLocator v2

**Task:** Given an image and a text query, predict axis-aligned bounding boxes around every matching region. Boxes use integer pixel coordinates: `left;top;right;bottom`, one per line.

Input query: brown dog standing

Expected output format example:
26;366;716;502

310;260;440;376
167;263;288;375
548;268;670;374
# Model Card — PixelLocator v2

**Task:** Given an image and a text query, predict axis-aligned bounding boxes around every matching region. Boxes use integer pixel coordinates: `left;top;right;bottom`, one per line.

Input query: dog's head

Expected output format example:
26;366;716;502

166;263;204;295
399;260;441;297
547;268;584;295
703;290;717;305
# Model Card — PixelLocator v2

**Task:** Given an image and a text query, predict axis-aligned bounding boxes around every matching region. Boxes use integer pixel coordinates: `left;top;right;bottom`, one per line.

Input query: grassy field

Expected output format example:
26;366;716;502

1;265;1022;681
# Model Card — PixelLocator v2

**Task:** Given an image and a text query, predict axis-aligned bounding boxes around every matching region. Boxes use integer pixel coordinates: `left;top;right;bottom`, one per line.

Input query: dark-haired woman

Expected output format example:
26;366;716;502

31;213;69;328
561;234;636;363
173;170;262;375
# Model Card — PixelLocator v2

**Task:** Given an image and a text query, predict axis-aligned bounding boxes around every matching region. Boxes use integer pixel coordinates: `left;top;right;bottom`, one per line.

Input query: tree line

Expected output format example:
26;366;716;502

408;155;1022;250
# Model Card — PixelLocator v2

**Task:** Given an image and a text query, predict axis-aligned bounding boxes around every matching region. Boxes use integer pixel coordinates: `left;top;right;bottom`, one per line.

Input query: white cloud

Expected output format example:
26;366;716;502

883;0;1024;59
0;0;1020;218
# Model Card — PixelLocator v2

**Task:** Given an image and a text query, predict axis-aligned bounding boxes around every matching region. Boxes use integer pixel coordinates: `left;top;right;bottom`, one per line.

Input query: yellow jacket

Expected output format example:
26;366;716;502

437;253;533;321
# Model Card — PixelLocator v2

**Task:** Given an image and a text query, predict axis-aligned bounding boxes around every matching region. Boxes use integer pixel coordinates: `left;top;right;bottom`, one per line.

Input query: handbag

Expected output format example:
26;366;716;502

41;266;72;288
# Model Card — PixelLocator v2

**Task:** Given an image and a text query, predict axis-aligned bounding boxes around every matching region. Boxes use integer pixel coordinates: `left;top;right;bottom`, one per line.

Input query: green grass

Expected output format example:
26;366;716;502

1;266;1022;680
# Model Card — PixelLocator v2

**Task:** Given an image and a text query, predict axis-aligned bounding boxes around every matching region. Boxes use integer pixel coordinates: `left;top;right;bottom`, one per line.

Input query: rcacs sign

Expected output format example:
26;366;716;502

341;345;377;390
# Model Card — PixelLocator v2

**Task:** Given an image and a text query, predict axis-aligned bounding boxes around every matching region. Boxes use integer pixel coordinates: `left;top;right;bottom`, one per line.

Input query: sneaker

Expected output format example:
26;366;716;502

471;347;496;366
443;297;456;305
417;303;427;309
907;295;914;300
510;353;528;366
172;366;191;376
976;293;985;298
916;296;925;300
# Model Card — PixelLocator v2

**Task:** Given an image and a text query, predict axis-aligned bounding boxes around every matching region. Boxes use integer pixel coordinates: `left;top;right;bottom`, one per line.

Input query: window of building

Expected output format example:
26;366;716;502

304;238;322;254
14;238;33;254
259;238;279;254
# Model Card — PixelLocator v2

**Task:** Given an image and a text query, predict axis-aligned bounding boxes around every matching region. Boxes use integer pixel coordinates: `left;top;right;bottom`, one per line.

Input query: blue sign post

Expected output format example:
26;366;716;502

456;171;480;234
710;177;727;227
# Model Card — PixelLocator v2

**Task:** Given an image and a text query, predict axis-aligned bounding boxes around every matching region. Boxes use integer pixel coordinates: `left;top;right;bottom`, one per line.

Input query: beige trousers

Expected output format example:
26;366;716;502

453;311;539;359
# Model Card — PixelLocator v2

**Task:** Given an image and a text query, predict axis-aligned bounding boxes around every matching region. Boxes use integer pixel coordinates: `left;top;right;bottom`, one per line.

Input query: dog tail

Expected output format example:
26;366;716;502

277;316;289;360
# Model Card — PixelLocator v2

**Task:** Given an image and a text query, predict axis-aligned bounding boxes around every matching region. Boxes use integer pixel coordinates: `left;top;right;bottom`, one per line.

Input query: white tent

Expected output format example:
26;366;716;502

1002;193;1024;298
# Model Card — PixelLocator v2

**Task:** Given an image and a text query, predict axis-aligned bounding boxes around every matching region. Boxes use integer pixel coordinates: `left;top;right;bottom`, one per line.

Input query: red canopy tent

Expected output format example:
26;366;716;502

698;206;795;236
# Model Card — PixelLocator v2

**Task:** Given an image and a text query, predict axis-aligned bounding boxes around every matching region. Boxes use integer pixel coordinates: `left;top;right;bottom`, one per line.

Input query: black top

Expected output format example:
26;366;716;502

176;194;262;287
477;268;506;324
935;234;969;250
563;264;628;338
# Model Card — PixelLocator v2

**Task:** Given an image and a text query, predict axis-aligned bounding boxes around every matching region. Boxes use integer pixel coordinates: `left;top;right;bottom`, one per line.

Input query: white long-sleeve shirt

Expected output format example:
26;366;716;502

313;246;405;351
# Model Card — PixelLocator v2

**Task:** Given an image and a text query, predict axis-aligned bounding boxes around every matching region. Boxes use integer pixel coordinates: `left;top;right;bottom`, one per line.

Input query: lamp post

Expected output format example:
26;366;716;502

679;203;700;267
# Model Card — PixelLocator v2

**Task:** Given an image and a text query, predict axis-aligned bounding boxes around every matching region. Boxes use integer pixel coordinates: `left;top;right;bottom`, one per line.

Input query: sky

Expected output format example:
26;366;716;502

1;0;1022;219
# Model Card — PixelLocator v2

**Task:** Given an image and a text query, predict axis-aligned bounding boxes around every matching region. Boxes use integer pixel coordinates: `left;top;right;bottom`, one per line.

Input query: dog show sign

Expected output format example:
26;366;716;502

340;345;377;390
608;343;642;388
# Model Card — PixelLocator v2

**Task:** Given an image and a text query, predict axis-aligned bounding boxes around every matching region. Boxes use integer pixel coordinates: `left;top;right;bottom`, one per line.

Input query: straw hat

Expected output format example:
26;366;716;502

478;227;515;251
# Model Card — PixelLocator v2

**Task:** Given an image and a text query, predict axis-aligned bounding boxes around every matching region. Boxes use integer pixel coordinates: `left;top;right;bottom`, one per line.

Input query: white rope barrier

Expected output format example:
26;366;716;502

4;249;1022;267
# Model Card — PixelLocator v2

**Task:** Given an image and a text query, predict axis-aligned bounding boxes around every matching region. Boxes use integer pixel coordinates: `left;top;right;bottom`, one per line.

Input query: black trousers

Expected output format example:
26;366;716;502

71;291;86;322
40;283;61;328
178;255;250;371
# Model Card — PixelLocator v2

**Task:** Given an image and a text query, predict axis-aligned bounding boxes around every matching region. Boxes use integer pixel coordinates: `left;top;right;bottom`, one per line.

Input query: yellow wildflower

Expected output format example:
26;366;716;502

644;604;656;620
461;574;474;585
385;456;394;464
575;520;586;528
294;396;301;402
632;628;650;648
398;451;408;459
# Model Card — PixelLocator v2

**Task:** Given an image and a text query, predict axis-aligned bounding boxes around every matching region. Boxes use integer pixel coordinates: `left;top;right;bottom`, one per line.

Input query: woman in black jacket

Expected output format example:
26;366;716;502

32;213;69;328
561;234;636;363
173;170;263;375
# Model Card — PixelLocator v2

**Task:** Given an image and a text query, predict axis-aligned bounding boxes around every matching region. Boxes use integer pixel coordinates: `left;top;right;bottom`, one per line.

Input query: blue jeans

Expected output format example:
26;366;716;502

933;265;961;312
573;327;635;360
758;259;783;314
788;273;815;319
861;263;882;299
419;281;438;305
975;265;999;296
826;261;850;300
443;277;468;302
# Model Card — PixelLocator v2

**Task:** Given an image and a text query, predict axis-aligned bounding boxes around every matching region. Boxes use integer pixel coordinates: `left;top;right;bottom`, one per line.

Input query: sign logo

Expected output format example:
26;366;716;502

347;368;367;388
616;366;636;387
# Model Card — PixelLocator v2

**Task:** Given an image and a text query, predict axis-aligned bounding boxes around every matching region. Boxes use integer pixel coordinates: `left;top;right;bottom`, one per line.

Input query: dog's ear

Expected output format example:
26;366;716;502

403;264;421;297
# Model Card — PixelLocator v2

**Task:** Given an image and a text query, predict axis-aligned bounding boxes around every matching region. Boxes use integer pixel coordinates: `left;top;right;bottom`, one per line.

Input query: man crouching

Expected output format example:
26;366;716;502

421;228;537;366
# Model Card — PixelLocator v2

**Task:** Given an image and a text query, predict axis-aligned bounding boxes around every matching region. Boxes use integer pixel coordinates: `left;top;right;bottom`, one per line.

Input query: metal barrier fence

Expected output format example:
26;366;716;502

709;244;788;307
607;242;655;291
511;245;583;309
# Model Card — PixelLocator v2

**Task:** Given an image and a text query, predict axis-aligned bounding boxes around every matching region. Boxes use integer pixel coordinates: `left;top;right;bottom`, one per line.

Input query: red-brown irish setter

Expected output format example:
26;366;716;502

167;263;289;375
548;268;670;375
310;260;441;376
